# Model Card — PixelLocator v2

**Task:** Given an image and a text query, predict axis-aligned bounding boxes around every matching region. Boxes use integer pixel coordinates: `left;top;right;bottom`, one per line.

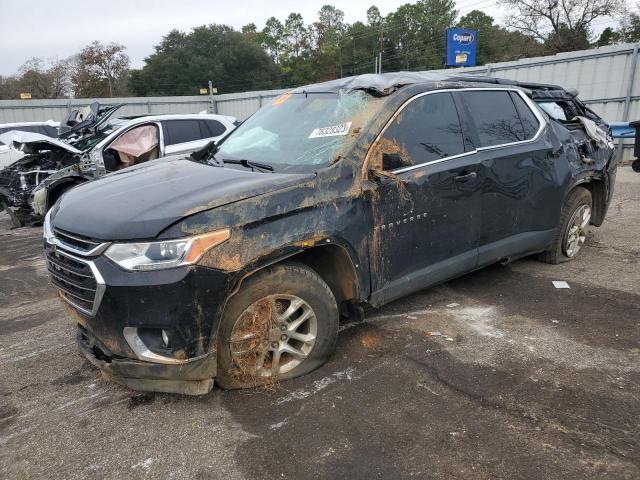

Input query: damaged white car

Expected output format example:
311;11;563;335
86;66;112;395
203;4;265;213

0;103;238;226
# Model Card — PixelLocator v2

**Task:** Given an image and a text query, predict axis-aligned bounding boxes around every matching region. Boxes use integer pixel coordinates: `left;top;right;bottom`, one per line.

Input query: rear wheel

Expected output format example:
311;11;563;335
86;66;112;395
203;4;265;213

215;262;339;389
538;187;592;264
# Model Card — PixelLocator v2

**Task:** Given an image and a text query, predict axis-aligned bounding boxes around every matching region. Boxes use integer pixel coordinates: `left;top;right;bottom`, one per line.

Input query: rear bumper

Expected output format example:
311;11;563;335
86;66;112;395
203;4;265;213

77;325;216;395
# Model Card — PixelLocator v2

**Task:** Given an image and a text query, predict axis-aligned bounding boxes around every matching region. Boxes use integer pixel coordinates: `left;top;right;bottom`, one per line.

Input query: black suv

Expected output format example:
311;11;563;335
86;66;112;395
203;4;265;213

44;72;616;395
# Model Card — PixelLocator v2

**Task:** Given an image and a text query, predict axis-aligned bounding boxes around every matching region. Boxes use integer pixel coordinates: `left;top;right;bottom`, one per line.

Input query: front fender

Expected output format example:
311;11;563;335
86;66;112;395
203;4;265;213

31;166;84;215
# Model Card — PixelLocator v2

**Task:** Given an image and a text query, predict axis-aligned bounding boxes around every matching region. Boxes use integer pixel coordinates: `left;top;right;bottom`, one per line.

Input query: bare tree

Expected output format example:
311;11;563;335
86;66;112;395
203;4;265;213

500;0;623;51
72;41;130;97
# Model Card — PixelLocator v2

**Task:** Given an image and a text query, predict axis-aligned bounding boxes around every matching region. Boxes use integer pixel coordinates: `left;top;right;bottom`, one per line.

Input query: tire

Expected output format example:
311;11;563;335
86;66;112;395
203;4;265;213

537;186;592;264
632;159;640;173
1;199;28;228
215;262;339;389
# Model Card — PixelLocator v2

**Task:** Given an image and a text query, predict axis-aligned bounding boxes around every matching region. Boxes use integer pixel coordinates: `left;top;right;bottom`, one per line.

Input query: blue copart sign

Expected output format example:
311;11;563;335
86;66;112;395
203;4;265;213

445;28;477;67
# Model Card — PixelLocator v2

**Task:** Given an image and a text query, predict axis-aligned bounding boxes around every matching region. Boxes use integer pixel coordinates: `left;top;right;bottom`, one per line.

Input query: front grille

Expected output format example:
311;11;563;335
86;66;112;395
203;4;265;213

46;247;98;314
53;228;102;253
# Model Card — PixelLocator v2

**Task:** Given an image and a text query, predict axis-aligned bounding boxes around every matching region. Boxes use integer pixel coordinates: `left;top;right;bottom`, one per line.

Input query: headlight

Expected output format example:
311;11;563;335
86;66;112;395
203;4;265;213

43;210;55;242
105;229;230;271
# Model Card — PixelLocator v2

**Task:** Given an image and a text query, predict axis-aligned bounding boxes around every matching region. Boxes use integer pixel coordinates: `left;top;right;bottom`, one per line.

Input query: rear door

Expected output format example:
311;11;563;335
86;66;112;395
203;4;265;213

368;91;482;305
456;89;558;265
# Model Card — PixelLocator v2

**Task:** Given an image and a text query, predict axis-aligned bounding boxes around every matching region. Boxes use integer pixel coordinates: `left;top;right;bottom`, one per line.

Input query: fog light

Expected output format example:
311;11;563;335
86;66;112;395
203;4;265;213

161;329;170;347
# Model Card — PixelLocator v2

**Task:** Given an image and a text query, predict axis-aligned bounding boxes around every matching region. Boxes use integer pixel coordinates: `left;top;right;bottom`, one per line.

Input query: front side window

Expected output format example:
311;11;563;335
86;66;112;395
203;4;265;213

215;90;385;173
460;91;525;147
379;92;465;170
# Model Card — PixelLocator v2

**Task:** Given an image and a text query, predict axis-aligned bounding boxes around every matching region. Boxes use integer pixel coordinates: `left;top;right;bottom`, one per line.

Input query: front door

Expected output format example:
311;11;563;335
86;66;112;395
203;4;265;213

367;91;482;306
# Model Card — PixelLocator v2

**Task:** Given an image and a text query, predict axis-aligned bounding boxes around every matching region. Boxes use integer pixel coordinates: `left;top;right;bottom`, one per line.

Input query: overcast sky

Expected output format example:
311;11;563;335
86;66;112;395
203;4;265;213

0;0;619;76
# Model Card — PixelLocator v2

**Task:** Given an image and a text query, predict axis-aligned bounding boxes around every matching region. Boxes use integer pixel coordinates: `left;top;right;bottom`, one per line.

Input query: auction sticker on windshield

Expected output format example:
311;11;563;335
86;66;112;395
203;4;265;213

309;122;352;139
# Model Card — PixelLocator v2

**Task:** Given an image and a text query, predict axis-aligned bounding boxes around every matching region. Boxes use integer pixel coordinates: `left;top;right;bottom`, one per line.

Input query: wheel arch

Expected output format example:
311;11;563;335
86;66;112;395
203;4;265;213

568;177;607;226
226;241;362;320
46;176;85;210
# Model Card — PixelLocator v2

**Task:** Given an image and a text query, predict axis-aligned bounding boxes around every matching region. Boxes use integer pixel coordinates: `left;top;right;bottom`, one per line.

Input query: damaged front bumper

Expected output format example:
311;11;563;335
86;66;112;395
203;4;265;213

44;234;233;395
76;325;217;395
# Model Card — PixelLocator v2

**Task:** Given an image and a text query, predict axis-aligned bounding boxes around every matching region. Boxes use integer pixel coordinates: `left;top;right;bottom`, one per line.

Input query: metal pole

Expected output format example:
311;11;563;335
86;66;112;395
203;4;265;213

374;56;377;74
379;51;382;74
208;80;215;114
617;44;639;163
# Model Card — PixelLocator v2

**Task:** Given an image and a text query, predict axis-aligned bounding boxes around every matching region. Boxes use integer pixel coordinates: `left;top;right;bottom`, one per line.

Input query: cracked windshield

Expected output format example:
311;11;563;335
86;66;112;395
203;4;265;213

215;90;384;173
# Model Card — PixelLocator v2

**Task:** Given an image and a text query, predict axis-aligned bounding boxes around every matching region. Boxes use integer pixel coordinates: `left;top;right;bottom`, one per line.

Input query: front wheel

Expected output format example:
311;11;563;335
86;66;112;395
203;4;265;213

537;187;592;264
215;262;339;389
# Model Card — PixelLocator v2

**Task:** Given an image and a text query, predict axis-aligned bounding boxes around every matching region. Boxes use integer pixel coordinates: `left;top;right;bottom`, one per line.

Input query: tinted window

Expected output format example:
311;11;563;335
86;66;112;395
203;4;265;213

461;91;525;147
510;92;540;139
40;125;58;137
382;92;465;167
164;120;202;145
200;120;226;137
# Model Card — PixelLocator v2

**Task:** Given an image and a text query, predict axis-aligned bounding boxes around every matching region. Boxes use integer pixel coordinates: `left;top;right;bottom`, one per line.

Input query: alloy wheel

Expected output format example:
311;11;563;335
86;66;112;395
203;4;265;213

563;204;591;258
229;294;317;377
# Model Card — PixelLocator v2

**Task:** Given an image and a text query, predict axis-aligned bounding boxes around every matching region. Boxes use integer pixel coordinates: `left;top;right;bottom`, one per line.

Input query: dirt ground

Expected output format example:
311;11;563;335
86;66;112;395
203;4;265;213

1;167;638;480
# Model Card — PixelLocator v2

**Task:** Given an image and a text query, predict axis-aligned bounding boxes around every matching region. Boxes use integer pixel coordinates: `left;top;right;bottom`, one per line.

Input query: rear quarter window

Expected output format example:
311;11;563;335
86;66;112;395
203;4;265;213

163;120;203;145
510;92;540;139
200;120;226;137
460;91;525;147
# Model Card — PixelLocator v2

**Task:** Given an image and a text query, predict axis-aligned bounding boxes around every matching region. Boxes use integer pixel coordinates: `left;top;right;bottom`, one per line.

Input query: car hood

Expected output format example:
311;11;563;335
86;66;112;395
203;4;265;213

51;158;313;240
0;131;82;155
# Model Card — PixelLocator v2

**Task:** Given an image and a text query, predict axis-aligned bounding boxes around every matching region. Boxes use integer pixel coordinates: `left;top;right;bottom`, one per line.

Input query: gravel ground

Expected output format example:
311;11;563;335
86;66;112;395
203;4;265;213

1;167;638;479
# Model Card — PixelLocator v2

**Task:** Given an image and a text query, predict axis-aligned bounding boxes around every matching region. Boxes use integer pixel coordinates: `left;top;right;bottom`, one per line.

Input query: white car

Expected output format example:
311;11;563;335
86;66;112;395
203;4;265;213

0;120;59;169
0;107;238;225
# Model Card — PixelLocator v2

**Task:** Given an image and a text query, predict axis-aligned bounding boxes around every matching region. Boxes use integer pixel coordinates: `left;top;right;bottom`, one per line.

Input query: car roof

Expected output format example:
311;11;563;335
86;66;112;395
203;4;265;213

115;113;237;126
290;71;566;97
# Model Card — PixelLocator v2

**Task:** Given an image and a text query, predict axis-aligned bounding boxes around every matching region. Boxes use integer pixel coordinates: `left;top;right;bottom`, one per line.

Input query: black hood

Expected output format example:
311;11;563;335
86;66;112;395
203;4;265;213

51;158;311;240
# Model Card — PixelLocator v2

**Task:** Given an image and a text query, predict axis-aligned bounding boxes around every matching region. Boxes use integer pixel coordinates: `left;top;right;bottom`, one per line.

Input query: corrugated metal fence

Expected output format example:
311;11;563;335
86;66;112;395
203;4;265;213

1;43;639;160
0;88;288;123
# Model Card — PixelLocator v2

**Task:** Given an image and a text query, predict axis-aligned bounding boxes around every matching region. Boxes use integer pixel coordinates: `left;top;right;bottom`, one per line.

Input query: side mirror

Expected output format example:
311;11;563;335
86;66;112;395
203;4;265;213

191;139;217;161
382;152;405;171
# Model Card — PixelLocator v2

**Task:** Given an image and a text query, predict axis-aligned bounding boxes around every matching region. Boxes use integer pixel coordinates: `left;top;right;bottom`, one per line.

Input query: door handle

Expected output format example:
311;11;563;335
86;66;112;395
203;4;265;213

454;172;477;182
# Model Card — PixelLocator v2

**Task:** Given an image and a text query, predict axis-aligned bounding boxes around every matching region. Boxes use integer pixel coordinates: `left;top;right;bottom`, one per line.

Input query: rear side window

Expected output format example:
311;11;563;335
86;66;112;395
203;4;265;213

200;120;226;137
382;92;465;167
460;91;524;147
163;120;202;145
510;92;540;139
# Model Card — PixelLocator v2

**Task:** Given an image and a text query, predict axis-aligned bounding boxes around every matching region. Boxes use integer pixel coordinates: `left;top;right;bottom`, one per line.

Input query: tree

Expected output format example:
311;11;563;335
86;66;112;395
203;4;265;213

385;0;458;71
618;9;640;42
457;10;544;64
367;5;383;26
241;23;259;44
261;17;286;63
15;57;72;99
501;0;623;52
128;25;280;96
72;41;130;97
284;13;308;58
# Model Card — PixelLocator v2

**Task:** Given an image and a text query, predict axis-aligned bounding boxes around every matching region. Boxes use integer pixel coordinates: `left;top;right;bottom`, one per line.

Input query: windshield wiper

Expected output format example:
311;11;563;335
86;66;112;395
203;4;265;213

221;158;274;172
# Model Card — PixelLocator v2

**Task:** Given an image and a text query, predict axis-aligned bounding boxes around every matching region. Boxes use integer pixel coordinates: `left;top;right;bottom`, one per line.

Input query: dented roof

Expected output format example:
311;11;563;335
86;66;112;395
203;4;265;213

290;71;568;97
